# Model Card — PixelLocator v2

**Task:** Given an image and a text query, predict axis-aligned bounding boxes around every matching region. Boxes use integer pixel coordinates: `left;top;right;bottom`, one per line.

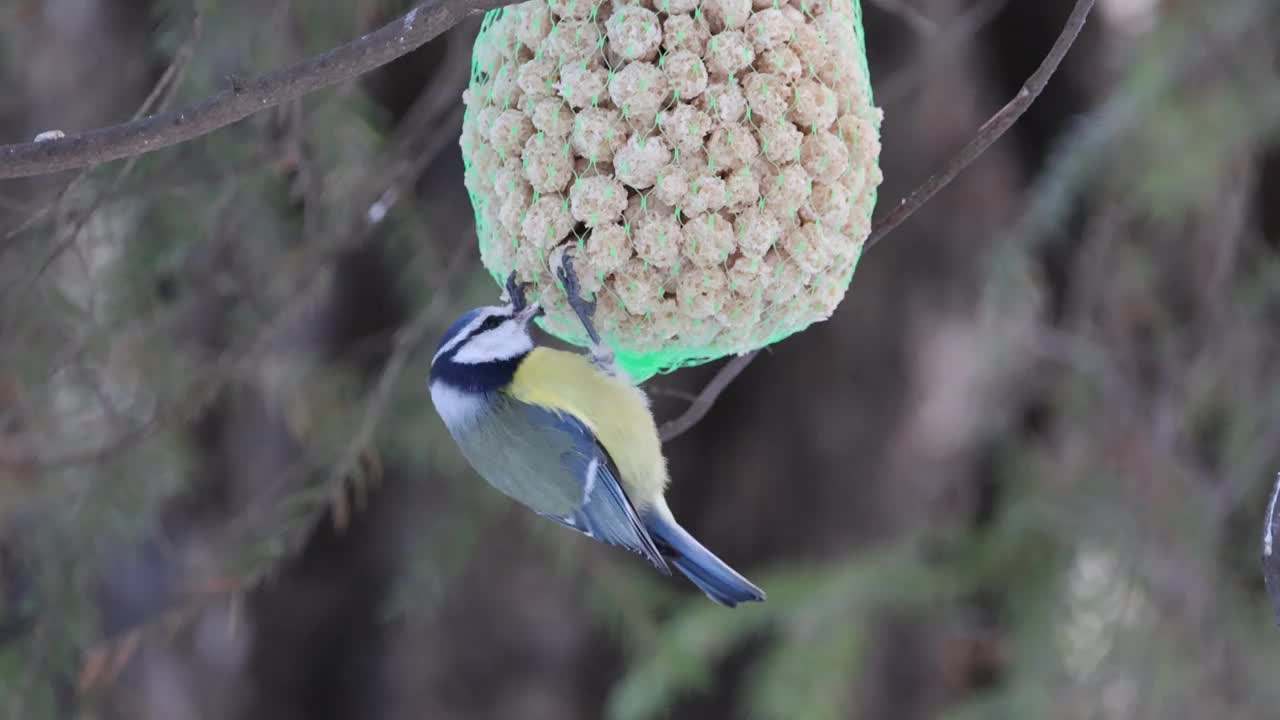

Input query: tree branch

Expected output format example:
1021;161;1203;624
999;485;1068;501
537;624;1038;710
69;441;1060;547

658;0;1097;442
865;0;1096;249
1263;472;1280;625
658;351;760;442
0;0;516;180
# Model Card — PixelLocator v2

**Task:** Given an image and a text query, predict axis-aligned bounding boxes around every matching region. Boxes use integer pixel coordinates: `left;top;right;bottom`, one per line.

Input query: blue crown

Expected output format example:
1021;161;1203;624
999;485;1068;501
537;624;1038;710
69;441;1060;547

434;308;486;356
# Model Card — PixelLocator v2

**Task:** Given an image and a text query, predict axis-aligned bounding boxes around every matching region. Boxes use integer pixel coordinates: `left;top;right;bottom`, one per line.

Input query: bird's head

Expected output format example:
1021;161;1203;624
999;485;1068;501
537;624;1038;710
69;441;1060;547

429;301;543;393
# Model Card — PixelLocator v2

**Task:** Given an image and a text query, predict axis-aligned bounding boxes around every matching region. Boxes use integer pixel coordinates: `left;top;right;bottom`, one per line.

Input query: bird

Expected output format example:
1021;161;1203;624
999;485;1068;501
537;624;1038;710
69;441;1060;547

428;254;765;607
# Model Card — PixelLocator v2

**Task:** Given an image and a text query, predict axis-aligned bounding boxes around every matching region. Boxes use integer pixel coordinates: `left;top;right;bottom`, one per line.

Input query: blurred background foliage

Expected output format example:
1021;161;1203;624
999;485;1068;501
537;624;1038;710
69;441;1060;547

2;0;1280;718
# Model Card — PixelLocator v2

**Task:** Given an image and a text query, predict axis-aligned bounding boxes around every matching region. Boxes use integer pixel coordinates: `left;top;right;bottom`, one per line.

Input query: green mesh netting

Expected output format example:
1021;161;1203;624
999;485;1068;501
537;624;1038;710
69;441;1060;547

461;0;880;382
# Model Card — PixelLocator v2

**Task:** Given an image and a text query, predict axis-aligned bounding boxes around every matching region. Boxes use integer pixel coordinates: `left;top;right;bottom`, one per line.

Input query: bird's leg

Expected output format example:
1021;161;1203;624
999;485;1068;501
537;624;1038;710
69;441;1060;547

504;271;528;312
552;250;615;370
554;253;599;345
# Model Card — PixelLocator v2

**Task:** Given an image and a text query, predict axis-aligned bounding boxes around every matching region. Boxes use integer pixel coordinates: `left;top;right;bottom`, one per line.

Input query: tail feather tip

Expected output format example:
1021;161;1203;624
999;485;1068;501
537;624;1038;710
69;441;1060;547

644;512;766;608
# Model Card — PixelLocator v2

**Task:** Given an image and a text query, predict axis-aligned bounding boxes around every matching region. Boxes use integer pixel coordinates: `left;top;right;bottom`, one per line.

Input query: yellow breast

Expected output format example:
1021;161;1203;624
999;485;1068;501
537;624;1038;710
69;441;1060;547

507;348;669;507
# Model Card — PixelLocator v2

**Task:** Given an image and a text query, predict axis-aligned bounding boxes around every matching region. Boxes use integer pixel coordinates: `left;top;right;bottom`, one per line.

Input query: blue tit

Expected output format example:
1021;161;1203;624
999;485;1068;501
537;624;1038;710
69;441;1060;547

428;260;765;607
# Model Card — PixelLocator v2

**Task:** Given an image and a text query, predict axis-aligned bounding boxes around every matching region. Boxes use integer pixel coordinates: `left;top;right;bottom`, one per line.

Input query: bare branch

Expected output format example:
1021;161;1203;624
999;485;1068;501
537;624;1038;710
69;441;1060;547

1;54;473;475
658;351;761;442
865;0;1097;249
1264;473;1280;625
325;240;475;494
2;3;205;244
659;0;1097;442
0;0;517;180
646;386;701;403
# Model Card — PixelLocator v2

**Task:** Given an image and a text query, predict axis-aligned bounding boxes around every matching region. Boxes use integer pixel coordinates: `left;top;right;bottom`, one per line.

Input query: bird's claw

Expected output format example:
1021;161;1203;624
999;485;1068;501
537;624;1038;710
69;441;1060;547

505;271;530;312
551;248;615;370
552;252;599;342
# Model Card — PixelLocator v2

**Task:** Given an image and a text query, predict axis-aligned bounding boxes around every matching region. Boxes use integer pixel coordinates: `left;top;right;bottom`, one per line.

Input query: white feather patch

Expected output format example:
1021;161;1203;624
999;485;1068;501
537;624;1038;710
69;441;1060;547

451;319;533;365
429;380;485;429
582;457;599;504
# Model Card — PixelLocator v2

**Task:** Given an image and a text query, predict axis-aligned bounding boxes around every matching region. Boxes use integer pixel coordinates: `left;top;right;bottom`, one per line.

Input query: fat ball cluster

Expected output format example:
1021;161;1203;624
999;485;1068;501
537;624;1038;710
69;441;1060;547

462;0;882;376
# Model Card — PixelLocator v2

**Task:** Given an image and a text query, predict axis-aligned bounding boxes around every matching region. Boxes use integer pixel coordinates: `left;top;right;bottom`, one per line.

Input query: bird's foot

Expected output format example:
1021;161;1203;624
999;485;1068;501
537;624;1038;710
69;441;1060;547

551;248;615;370
505;271;530;312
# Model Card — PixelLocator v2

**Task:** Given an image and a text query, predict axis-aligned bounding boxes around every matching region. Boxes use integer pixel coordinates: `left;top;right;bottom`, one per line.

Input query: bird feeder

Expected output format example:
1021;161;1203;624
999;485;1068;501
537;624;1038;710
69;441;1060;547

461;0;882;381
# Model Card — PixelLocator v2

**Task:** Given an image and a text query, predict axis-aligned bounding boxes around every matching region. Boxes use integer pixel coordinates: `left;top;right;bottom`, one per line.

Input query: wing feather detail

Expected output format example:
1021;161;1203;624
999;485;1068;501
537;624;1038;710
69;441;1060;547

523;403;670;574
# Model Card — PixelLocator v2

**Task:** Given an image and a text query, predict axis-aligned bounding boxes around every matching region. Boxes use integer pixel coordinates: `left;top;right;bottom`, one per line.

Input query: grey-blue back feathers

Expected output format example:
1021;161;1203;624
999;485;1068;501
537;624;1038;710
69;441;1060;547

525;403;668;573
434;390;668;572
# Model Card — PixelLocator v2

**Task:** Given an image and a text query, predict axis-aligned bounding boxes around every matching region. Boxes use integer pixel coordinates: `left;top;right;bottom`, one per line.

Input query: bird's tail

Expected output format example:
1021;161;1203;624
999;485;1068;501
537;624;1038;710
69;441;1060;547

644;509;766;607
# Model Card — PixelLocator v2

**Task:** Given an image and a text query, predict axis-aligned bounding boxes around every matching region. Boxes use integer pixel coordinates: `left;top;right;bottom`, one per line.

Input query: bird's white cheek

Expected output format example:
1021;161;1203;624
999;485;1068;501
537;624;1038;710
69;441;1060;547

451;323;532;364
429;382;485;429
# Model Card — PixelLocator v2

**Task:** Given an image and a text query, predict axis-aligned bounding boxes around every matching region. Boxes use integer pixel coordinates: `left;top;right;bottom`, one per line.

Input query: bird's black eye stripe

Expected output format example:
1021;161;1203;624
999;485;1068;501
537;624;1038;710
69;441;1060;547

477;316;505;333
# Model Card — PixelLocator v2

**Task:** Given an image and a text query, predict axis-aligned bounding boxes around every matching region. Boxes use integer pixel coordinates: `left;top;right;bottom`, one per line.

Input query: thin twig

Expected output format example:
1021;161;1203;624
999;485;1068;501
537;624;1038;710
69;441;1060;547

324;240;475;500
129;4;206;125
658;351;761;442
659;0;1097;442
1263;473;1280;625
2;2;205;246
77;580;243;692
0;51;471;474
0;0;517;179
866;0;1097;249
20;5;206;284
646;386;701;403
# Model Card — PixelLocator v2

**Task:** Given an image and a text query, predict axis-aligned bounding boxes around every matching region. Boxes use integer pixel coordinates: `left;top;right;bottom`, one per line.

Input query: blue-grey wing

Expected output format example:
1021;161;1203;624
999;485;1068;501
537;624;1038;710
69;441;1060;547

524;404;670;575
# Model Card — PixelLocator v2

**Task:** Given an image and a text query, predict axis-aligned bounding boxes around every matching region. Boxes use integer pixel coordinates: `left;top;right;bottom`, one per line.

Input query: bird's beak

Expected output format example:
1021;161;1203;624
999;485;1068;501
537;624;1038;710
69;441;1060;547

517;302;543;325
